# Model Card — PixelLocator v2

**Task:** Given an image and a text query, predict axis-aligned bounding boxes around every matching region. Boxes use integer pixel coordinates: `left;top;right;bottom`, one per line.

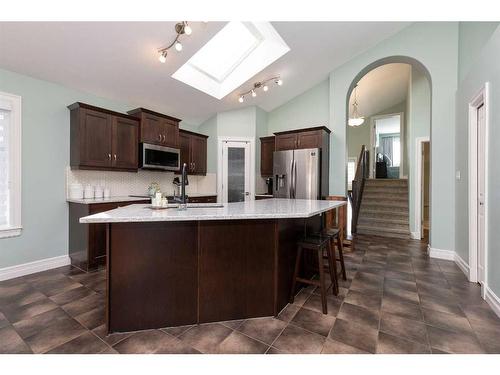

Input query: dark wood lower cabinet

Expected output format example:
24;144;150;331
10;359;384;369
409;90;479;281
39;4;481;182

69;200;148;271
108;222;198;332
187;195;217;204
105;217;311;333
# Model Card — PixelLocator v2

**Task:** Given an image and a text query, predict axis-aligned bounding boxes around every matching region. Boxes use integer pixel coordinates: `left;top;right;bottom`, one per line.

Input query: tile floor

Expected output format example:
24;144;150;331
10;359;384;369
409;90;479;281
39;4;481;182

1;234;500;354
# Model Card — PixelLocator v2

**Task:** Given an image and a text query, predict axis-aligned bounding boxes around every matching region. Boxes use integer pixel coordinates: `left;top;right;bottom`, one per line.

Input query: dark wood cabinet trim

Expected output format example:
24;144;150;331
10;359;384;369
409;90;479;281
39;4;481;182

273;125;331;136
127;107;181;123
68;102;139;121
179;129;209;138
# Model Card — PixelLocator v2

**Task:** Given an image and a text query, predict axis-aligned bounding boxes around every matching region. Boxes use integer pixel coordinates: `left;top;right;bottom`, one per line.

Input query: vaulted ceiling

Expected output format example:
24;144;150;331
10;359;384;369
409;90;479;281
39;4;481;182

0;22;409;124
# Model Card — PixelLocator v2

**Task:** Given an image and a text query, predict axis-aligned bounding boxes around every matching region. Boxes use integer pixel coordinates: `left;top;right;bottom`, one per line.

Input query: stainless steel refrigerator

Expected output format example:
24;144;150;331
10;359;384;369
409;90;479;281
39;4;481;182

273;148;323;199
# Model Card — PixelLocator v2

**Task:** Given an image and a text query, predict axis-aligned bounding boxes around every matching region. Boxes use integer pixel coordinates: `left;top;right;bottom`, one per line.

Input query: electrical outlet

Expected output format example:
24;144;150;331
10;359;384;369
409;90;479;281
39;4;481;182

456;171;461;180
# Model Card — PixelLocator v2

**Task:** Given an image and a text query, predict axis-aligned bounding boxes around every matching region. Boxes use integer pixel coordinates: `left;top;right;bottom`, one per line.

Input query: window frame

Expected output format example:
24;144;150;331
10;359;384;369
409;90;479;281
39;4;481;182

0;91;22;239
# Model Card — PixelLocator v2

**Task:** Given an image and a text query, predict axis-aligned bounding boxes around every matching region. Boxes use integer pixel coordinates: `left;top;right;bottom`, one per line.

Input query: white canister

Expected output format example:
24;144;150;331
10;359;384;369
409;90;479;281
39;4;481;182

94;186;103;199
103;188;111;198
69;184;84;199
84;185;94;199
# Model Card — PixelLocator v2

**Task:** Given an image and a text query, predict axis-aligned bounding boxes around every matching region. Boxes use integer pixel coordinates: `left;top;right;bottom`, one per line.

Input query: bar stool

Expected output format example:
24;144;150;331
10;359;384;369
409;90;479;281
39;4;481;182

289;236;338;314
320;228;347;281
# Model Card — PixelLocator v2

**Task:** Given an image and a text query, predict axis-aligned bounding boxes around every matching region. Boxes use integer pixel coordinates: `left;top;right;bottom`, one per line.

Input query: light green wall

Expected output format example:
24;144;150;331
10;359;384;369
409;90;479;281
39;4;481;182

455;24;500;297
458;22;499;83
255;107;268;179
0;68;134;268
329;22;459;252
267;79;330;134
408;67;431;234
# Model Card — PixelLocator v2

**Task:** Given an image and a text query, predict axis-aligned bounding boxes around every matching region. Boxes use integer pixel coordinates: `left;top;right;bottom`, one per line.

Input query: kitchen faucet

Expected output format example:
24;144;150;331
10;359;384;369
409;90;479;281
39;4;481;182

173;162;189;209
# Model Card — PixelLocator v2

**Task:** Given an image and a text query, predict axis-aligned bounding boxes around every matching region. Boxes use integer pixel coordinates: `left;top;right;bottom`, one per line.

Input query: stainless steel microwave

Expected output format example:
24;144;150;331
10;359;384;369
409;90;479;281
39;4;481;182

139;143;180;171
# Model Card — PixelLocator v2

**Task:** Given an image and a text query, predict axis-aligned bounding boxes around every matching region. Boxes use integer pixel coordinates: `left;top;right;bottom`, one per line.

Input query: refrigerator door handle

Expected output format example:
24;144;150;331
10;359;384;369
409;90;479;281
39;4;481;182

293;159;297;199
289;159;294;198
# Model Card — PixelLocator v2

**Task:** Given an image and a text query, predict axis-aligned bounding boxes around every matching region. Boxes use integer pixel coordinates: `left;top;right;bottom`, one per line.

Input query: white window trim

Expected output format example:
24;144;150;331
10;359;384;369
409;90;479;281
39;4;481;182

0;91;22;239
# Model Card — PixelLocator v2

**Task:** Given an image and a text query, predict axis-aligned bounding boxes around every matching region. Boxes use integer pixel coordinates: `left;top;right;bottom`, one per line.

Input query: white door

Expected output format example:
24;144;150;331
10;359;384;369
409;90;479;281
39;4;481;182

477;104;486;285
222;141;251;203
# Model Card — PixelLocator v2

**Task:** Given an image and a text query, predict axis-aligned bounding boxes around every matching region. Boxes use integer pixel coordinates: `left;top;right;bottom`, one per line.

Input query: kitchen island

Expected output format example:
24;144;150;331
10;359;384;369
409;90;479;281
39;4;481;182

80;198;346;333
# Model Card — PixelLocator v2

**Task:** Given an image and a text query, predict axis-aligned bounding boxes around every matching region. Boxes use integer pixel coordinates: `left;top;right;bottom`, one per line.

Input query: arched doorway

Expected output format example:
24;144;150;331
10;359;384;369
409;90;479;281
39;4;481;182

346;56;432;244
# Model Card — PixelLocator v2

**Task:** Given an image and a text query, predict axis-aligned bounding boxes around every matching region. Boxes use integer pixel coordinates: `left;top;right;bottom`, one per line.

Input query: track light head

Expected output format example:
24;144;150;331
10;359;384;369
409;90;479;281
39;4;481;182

238;96;244;103
158;51;167;63
175;41;183;52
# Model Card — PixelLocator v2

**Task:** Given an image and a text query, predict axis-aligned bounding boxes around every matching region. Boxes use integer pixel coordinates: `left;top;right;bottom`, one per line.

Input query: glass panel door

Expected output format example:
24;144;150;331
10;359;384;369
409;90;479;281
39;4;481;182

222;141;251;203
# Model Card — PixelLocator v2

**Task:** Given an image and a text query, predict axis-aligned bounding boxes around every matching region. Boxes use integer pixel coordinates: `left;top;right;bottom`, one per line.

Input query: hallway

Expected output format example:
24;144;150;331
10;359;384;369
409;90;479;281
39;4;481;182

0;235;499;354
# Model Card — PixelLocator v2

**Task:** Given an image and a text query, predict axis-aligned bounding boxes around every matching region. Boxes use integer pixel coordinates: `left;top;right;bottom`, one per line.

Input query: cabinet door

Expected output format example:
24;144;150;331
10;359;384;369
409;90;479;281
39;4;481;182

190;135;207;175
275;133;297;151
162;119;179;148
141;113;162;145
112;116;139;170
296;130;322;149
89;203;119;267
81;109;112;167
178;131;190;172
260;137;275;176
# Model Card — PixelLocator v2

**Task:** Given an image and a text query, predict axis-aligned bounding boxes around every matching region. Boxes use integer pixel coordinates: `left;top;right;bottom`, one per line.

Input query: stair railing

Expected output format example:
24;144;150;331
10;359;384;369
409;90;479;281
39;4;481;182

348;145;369;233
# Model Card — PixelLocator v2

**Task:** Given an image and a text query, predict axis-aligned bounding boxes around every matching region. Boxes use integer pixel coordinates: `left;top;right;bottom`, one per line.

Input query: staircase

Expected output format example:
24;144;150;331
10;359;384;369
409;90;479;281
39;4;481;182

356;179;410;239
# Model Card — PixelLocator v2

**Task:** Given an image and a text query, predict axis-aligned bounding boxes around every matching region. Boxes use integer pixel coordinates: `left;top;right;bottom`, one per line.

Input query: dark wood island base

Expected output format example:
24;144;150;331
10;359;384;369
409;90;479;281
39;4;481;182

105;217;318;333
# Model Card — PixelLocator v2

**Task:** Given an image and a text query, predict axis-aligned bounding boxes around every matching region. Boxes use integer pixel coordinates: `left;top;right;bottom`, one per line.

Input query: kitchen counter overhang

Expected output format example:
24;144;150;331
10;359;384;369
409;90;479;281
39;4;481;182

79;198;346;223
84;198;346;333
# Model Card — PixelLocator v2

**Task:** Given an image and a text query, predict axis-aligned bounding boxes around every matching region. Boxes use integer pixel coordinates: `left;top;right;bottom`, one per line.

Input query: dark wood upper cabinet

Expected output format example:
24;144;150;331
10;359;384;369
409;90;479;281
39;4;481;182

112;116;139;170
260;136;275;177
178;129;208;175
127;108;180;148
274;126;331;151
275;133;298;151
69;102;139;171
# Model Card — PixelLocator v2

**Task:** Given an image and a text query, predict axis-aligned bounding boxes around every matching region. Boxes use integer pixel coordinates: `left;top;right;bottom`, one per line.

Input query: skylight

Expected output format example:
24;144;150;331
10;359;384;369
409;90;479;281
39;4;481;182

172;22;290;100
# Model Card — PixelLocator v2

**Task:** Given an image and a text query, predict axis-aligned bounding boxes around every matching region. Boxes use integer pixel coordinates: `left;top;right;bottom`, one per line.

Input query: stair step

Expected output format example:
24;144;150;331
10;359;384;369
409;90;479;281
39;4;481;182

363;187;409;194
365;179;408;187
358;216;409;226
363;193;408;201
356;225;410;239
361;201;408;210
359;209;409;220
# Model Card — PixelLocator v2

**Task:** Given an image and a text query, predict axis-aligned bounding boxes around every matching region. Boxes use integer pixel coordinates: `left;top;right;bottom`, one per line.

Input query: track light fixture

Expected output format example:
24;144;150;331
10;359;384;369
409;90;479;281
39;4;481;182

238;76;282;103
157;22;192;63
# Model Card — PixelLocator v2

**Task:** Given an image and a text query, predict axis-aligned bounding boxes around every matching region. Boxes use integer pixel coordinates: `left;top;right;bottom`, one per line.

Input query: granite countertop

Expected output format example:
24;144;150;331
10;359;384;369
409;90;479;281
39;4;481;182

255;194;273;197
67;193;218;205
79;198;346;223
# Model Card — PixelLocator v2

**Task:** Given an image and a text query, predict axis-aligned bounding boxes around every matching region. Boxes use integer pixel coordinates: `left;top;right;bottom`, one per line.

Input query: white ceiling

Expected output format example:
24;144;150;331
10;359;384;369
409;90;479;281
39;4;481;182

0;22;409;125
349;63;411;118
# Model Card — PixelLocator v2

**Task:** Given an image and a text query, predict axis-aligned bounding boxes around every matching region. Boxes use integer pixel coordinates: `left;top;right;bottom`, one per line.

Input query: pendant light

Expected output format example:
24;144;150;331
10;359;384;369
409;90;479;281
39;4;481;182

348;84;365;127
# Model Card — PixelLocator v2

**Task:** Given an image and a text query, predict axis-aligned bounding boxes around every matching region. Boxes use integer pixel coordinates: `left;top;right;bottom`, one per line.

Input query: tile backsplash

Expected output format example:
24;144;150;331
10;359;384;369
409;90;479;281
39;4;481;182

66;167;217;198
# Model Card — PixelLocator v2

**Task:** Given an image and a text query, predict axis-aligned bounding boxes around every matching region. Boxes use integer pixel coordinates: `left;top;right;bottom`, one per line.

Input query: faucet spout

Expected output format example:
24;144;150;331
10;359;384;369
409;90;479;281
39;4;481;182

173;163;189;208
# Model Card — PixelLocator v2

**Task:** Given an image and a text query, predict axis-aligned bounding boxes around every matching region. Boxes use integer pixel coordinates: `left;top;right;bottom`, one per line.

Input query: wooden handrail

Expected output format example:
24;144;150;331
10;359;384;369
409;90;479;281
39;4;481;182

348;145;369;233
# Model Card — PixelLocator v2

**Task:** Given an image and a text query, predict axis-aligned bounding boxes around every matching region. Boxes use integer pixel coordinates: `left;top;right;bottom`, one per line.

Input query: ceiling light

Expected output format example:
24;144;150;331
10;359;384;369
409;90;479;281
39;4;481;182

348;84;365;127
158;51;167;63
237;75;282;102
157;21;192;63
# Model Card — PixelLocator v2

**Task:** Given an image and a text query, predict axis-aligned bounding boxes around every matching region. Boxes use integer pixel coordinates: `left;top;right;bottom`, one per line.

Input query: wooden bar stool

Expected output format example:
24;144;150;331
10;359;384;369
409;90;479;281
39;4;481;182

289;236;338;314
321;228;347;281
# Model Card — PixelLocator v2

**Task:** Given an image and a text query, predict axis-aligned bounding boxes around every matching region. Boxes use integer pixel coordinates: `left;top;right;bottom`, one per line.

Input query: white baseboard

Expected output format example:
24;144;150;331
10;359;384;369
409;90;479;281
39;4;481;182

485;286;500;319
454;253;470;277
0;255;71;281
428;247;455;260
410;231;421;240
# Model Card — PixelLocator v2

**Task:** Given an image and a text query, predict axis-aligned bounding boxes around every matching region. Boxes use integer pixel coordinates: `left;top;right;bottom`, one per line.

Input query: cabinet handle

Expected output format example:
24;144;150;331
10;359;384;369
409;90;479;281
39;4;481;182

108;153;111;160
158;134;162;141
297;139;301;147
162;134;166;142
114;154;117;161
